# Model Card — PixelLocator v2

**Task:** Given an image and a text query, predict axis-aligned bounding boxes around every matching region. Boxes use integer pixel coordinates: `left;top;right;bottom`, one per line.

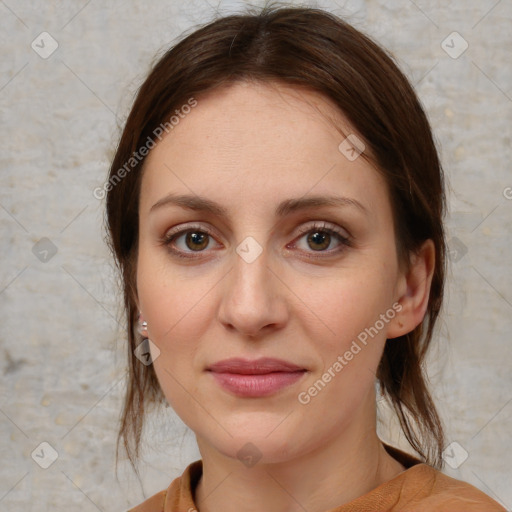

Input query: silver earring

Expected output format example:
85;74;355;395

138;313;148;338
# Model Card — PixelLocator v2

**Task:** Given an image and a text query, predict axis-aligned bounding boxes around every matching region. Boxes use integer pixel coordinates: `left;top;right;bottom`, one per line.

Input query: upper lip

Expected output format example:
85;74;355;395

207;357;305;374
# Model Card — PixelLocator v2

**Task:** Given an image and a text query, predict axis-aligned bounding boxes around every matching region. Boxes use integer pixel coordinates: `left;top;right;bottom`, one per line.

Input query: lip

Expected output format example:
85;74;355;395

207;357;307;398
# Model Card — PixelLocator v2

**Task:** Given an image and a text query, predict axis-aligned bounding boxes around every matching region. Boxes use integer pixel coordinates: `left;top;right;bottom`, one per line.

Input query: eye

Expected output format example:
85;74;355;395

161;221;352;260
162;224;221;259
289;221;351;257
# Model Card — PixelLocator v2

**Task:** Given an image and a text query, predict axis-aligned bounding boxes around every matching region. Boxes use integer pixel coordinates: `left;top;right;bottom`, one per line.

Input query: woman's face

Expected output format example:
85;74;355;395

136;81;407;464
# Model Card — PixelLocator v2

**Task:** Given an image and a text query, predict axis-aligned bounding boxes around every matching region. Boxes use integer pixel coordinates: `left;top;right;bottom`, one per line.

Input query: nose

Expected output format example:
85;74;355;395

217;245;289;338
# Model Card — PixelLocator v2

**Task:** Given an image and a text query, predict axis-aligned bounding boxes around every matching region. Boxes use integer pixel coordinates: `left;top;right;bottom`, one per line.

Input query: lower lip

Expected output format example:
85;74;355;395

209;371;306;397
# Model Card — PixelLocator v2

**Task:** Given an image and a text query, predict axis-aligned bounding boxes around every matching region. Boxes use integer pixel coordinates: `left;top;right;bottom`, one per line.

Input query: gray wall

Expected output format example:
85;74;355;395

1;1;511;510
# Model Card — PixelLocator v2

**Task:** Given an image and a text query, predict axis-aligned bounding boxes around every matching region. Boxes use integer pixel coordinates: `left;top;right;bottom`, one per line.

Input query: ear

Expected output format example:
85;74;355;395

387;239;435;339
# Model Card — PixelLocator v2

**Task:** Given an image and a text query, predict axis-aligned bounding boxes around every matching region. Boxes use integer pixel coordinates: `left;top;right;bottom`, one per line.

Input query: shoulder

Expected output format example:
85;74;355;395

126;490;166;512
398;464;507;511
378;444;506;512
125;460;202;512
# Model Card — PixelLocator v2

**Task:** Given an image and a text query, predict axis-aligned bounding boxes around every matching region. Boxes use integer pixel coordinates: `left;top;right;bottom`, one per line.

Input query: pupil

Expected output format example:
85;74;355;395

308;231;330;251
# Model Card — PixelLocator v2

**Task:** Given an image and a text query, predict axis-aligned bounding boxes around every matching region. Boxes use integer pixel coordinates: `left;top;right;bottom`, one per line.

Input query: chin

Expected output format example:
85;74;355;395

219;436;298;466
196;418;308;467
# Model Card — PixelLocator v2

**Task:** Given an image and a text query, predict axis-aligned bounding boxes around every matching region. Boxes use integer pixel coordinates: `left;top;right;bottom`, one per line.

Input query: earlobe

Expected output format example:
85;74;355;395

137;313;148;338
387;239;435;339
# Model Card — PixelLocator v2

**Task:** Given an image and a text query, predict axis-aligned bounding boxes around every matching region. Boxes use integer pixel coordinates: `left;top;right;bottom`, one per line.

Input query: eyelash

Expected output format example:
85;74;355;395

161;222;352;260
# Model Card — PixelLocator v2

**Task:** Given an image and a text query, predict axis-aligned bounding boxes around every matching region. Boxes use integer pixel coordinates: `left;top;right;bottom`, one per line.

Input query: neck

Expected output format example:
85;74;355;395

194;401;405;512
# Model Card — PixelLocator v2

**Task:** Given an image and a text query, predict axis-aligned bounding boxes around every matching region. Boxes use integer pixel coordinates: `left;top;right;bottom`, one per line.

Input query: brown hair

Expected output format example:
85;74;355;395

106;4;446;471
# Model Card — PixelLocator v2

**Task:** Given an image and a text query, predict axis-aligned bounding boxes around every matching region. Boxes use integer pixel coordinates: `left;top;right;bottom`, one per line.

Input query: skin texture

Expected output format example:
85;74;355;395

136;81;435;512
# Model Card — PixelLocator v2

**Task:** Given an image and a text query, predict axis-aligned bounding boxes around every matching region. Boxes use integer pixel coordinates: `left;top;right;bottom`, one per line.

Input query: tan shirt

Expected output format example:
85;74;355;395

127;444;506;511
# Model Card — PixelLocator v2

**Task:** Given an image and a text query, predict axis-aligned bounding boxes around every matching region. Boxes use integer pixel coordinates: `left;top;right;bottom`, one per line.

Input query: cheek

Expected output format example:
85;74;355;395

294;278;390;425
137;259;211;415
137;246;210;336
136;247;220;384
293;267;393;349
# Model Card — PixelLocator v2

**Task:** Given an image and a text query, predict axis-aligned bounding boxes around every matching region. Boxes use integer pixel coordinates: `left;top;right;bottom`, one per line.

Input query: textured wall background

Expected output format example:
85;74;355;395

1;1;511;511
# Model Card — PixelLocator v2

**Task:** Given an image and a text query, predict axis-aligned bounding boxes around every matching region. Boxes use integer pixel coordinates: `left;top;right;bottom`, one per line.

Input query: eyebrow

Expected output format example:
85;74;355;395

150;193;367;217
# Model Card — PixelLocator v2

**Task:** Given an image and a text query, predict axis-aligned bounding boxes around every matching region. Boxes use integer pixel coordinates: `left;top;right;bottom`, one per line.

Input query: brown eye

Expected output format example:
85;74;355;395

306;231;332;251
185;231;210;251
162;224;220;259
291;222;352;258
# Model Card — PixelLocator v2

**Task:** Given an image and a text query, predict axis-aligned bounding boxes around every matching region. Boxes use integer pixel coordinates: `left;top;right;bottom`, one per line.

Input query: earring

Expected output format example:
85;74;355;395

138;313;148;338
134;313;161;366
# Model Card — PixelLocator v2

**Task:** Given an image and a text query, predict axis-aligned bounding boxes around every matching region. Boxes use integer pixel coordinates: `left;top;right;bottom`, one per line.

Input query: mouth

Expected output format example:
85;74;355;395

206;357;307;398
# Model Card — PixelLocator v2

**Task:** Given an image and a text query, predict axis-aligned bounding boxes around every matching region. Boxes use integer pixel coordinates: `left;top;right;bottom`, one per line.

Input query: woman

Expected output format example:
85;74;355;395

105;5;506;511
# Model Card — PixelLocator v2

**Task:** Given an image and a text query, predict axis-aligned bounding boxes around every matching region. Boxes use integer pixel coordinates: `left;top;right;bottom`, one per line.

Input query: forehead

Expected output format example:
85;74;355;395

147;81;356;165
140;81;387;220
